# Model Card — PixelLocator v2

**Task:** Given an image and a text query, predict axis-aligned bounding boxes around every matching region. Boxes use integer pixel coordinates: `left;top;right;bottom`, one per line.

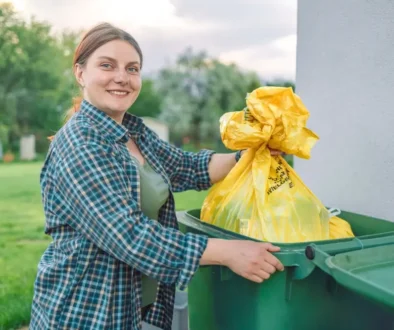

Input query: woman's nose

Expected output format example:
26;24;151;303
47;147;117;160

114;70;128;84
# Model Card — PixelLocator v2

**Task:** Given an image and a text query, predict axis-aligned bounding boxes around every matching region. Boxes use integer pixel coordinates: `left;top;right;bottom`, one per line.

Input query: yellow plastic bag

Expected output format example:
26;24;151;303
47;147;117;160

330;216;355;239
201;86;354;242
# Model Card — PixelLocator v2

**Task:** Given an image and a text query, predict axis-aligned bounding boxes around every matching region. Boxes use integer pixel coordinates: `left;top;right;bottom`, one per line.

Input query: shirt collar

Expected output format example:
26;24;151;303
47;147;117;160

79;99;143;142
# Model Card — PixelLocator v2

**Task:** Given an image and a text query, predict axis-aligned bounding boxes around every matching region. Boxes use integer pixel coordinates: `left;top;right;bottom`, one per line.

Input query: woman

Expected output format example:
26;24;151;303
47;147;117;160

30;22;284;330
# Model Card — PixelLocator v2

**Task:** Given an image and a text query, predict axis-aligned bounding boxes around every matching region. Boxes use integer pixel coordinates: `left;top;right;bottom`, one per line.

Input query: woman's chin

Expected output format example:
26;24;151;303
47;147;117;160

107;100;131;113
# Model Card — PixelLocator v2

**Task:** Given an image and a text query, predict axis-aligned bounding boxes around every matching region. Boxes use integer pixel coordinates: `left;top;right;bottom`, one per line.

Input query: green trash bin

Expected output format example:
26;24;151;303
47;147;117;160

178;209;394;330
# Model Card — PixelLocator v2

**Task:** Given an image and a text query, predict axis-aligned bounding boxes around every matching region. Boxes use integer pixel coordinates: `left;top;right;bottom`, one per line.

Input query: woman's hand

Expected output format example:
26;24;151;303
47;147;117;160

200;239;284;283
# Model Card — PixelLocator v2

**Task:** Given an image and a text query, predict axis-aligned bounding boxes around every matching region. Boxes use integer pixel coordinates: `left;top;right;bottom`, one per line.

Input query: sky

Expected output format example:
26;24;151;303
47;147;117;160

8;0;297;80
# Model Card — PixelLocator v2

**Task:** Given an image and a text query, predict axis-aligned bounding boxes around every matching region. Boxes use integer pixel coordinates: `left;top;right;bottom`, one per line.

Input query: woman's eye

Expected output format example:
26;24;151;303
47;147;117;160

128;67;139;73
101;63;112;69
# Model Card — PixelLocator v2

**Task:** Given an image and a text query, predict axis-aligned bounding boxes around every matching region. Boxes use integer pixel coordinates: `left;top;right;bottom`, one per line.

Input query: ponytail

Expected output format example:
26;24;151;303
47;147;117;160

65;96;83;122
48;96;83;141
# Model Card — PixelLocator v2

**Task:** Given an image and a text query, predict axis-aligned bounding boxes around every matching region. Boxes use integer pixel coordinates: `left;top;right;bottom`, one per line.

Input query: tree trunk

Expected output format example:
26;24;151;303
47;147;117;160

191;114;202;148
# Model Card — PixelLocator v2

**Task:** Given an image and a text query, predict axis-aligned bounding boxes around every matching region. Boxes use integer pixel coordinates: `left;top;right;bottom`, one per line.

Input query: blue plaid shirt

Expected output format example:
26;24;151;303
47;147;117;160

30;100;213;330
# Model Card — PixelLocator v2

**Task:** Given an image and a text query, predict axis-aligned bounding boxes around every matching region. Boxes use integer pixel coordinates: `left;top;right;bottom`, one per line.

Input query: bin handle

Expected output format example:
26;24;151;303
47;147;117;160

328;207;341;217
220;250;315;282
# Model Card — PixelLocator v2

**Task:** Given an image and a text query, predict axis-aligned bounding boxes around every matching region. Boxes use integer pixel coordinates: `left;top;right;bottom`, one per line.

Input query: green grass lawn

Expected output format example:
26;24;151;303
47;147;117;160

0;162;208;330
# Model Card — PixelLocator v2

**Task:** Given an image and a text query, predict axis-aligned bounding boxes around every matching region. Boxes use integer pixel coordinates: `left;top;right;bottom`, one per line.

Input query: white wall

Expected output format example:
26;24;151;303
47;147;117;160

295;0;394;220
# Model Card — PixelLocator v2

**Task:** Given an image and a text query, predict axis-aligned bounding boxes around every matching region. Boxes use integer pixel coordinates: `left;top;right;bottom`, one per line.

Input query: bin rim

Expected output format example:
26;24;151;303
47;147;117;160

179;209;373;248
177;209;394;280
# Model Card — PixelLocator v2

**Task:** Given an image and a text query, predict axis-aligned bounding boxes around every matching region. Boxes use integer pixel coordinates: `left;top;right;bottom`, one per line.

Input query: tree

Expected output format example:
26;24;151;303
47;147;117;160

0;3;80;153
127;78;162;118
157;48;263;148
265;79;295;91
157;48;212;147
0;2;24;132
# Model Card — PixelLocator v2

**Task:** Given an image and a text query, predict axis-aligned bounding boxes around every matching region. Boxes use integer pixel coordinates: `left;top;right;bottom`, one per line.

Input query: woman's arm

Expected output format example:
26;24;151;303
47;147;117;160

207;153;237;184
149;129;215;192
150;127;282;190
208;149;283;184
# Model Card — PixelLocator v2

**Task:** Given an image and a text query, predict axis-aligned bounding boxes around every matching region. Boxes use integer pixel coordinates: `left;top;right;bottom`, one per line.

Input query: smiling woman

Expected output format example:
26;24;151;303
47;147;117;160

29;22;284;330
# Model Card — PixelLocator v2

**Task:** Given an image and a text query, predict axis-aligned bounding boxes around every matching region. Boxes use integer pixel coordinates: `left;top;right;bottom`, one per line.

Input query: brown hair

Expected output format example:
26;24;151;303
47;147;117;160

67;22;143;120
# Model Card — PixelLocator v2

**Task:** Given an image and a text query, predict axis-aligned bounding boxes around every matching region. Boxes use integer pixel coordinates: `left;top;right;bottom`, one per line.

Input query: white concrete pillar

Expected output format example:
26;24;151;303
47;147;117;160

20;134;36;161
295;0;394;220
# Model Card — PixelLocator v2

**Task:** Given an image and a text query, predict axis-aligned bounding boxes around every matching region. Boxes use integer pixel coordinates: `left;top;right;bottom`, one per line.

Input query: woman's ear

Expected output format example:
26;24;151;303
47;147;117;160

74;63;85;88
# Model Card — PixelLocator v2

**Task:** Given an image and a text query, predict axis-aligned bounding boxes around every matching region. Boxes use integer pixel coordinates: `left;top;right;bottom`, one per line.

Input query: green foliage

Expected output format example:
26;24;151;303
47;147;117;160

156;48;272;148
0;3;80;154
0;163;50;329
266;79;296;91
0;123;9;151
127;78;162;118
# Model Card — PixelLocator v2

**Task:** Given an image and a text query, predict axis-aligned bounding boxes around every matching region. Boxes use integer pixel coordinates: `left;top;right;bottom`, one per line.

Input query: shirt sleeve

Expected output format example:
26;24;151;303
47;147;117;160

148;130;216;193
55;141;208;290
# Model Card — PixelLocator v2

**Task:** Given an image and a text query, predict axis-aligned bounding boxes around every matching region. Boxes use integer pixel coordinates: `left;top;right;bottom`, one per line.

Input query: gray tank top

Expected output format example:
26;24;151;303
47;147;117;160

131;155;169;307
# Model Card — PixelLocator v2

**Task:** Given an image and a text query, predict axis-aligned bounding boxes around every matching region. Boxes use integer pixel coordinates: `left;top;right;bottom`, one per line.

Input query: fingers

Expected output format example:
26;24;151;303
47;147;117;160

251;266;277;283
261;243;285;271
265;253;285;271
247;271;270;283
260;262;277;275
268;148;283;156
263;243;280;252
248;274;264;283
257;269;271;280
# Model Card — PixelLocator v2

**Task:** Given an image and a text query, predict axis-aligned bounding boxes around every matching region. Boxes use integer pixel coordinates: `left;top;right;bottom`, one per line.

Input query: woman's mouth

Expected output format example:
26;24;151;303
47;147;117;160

107;90;130;97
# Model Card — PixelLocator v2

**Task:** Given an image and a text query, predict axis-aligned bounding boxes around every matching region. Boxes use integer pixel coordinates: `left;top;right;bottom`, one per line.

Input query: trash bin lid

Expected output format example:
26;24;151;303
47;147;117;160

326;244;394;308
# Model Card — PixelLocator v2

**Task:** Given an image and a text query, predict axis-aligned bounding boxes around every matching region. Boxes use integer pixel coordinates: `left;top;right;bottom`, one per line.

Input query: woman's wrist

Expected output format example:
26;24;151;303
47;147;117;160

200;238;228;266
235;149;246;162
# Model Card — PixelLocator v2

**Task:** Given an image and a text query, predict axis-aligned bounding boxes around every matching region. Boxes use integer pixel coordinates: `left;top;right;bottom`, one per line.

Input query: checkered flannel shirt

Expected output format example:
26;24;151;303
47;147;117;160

29;99;214;330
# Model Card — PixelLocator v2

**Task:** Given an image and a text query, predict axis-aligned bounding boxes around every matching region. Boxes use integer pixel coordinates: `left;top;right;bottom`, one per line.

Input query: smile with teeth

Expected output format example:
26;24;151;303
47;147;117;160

108;90;129;96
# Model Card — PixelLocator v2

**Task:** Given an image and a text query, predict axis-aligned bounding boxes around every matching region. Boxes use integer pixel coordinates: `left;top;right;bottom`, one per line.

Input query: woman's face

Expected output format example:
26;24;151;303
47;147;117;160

75;39;142;123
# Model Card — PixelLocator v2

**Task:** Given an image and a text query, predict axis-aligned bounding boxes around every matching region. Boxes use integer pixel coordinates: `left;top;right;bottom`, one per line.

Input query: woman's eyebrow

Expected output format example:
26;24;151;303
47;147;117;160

97;56;140;66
